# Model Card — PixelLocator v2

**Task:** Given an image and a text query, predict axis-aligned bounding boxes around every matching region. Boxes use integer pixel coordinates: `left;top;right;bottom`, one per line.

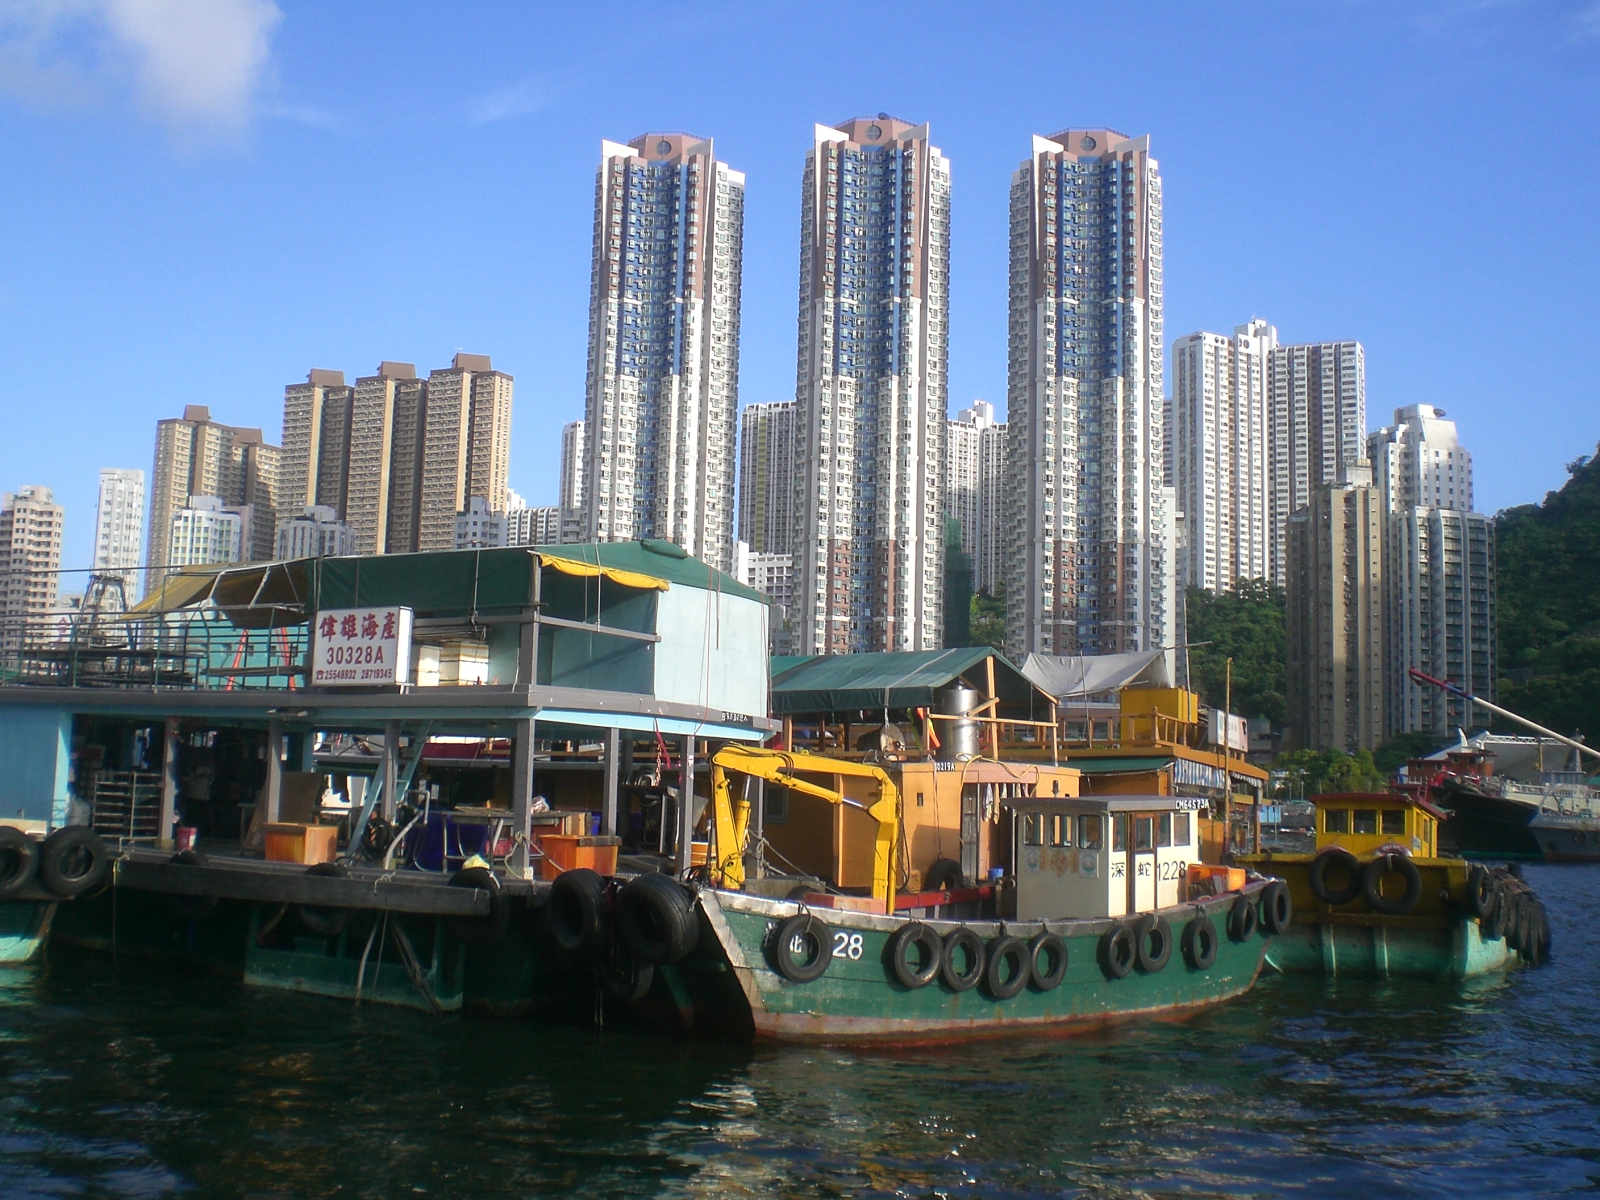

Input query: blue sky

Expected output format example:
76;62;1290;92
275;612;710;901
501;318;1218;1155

1;0;1597;573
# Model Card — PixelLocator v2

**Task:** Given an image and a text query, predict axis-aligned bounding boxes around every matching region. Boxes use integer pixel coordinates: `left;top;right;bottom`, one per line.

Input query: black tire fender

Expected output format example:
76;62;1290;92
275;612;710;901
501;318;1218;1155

296;861;352;937
615;872;699;964
1182;913;1219;970
923;858;966;892
448;865;509;946
601;942;655;1003
1028;932;1068;991
547;867;608;957
1514;898;1540;961
1099;922;1135;979
770;913;831;983
1532;900;1552;964
38;827;109;898
1499;891;1523;949
1465;865;1497;921
1308;847;1363;906
1227;894;1257;942
1480;883;1507;941
1362;854;1422;916
1260;880;1293;935
1134;914;1173;972
983;935;1031;999
940;926;985;991
885;921;941;989
168;849;217;922
0;827;39;900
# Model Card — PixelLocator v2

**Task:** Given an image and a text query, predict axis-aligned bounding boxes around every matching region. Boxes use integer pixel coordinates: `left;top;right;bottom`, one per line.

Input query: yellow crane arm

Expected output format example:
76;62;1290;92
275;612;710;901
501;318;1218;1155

708;745;900;914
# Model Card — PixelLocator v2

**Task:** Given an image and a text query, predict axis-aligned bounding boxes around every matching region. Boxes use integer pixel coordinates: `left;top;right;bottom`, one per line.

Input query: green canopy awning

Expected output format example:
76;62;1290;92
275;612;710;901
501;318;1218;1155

769;648;1052;717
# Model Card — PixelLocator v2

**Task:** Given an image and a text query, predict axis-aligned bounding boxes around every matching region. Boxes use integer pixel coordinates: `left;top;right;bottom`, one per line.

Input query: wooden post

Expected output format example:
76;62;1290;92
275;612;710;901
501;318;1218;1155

602;726;621;837
510;717;536;877
264;718;284;825
1049;701;1060;765
382;719;399;822
158;716;181;850
985;655;999;758
676;736;696;876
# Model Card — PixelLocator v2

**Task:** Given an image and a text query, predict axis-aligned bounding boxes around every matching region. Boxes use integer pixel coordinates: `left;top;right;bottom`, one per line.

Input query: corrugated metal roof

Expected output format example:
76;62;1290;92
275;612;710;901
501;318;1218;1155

769;648;1051;715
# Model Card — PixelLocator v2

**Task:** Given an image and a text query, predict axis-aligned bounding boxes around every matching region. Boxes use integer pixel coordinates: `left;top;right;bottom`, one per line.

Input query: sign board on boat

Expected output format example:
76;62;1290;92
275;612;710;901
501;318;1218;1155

313;606;413;687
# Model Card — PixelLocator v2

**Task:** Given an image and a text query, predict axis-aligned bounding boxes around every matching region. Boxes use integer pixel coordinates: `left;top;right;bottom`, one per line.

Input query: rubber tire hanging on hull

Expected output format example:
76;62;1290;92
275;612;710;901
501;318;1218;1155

0;827;39;900
1028;932;1068;991
38;827;108;898
1465;865;1498;921
1362;854;1421;916
1308;847;1363;907
615;872;698;964
1134;914;1172;973
1227;895;1257;942
547;868;607;957
1260;880;1293;935
983;935;1031;999
167;849;217;921
770;913;832;983
448;866;508;946
296;861;351;937
1099;923;1135;979
923;858;966;892
940;927;985;991
885;922;942;989
1182;914;1218;970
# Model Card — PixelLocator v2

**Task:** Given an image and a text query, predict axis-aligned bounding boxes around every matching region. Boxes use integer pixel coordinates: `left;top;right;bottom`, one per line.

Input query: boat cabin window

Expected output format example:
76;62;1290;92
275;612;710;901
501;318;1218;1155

1112;818;1126;851
1022;812;1045;846
1174;812;1191;844
1324;808;1349;834
1049;814;1072;846
1156;813;1173;847
1078;814;1103;850
1382;809;1405;835
1134;816;1154;851
1353;809;1379;835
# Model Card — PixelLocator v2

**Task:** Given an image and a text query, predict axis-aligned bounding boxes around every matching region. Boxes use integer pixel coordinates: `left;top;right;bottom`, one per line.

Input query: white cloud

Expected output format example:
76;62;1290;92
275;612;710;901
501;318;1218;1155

0;0;281;136
471;72;569;124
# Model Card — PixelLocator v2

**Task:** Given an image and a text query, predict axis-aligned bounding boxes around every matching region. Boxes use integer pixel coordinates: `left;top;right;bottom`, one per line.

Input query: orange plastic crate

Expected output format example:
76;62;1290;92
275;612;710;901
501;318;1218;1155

264;823;339;865
538;834;621;880
1187;863;1246;898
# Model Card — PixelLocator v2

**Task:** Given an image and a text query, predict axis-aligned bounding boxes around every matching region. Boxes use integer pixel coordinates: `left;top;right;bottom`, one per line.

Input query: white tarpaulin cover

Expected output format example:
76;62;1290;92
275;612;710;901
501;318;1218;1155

1020;649;1173;700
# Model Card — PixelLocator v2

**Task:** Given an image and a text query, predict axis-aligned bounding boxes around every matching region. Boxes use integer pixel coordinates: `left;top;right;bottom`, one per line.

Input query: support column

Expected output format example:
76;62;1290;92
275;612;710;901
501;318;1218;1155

510;717;536;878
382;719;400;823
675;736;696;875
264;718;284;825
602;727;621;838
158;716;181;850
747;776;766;880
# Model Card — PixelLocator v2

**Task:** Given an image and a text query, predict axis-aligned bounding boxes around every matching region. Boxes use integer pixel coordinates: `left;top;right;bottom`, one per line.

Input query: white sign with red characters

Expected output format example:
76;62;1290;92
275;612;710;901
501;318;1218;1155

312;606;414;687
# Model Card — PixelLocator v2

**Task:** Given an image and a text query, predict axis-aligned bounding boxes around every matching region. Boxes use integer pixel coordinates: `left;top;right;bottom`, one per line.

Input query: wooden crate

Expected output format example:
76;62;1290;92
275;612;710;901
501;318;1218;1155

538;834;620;880
264;823;339;865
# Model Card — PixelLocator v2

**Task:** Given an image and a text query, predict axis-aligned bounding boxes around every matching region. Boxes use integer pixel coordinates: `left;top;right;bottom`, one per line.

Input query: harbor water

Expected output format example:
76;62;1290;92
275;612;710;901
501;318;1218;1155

1;863;1597;1198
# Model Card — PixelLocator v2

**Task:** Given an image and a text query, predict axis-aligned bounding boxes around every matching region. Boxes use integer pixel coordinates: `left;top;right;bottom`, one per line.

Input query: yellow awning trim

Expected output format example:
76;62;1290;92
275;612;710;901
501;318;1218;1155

536;554;669;592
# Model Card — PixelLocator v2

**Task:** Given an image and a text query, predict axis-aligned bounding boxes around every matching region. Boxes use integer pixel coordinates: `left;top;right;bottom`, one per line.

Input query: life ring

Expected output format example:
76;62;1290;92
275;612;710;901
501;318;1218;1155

1028;932;1068;991
885;921;942;989
38;827;109;898
615;872;699;964
1260;880;1293;935
770;912;832;983
1464;866;1497;921
1134;914;1173;973
940;926;985;991
1227;894;1257;942
923;858;966;892
1308;847;1363;906
1182;914;1219;970
0;827;39;900
1362;854;1421;916
167;849;217;921
983;935;1031;999
448;865;508;946
546;867;607;957
1099;923;1135;979
296;861;352;937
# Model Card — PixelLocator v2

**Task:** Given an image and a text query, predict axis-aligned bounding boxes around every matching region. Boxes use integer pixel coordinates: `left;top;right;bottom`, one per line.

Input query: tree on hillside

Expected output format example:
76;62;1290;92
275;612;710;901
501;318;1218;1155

1495;443;1600;745
1184;579;1287;726
1274;748;1386;797
971;580;1006;655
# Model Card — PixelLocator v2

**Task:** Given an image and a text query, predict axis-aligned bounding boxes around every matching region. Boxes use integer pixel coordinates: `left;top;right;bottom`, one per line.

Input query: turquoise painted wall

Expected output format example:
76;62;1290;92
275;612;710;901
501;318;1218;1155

0;706;71;826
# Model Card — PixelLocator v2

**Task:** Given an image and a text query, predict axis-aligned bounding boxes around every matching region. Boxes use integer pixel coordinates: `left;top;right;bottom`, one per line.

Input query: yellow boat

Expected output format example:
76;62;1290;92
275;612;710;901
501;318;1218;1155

1237;791;1549;978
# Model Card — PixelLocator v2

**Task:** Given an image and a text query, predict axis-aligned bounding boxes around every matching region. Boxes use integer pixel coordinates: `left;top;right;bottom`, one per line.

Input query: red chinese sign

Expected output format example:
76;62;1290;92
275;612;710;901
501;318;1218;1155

312;606;413;687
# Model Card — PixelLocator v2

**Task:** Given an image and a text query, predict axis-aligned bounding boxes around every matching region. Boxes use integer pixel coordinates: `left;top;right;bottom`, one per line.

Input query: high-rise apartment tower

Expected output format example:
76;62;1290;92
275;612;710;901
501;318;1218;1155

0;485;64;650
737;401;796;556
93;468;145;592
1005;129;1173;661
1268;340;1365;581
582;133;744;572
947;401;1008;595
793;116;950;653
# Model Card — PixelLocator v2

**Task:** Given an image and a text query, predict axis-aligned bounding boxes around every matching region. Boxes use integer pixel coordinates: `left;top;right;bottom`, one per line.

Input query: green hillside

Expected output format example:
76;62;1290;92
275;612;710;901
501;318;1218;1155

1495;445;1600;745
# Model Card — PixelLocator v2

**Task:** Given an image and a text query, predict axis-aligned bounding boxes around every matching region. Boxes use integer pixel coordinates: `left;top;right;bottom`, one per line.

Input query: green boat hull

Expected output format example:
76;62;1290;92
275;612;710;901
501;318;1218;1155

1265;915;1517;978
676;884;1275;1045
0;899;56;965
